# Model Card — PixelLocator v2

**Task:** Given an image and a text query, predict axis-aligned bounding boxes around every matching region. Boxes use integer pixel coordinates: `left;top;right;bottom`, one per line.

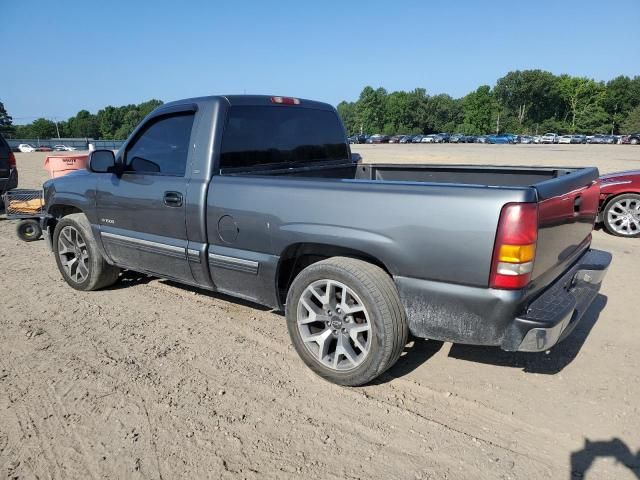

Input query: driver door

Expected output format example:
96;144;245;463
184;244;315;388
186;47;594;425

96;108;196;283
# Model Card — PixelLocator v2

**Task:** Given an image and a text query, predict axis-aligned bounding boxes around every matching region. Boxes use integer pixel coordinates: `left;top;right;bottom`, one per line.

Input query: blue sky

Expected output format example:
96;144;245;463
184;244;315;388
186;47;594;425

3;0;639;123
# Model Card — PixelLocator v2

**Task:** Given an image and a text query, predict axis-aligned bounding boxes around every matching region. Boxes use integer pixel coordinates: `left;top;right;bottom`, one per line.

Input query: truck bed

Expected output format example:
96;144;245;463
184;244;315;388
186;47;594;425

222;161;600;303
239;161;596;199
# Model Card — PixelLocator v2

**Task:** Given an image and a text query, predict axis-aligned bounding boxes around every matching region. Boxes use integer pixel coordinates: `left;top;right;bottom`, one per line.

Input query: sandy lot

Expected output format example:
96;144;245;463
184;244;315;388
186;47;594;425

1;146;639;480
355;143;640;173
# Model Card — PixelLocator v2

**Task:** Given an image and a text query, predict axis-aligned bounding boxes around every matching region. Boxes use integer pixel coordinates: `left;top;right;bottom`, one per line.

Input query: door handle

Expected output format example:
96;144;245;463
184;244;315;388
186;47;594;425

573;195;582;215
163;191;183;207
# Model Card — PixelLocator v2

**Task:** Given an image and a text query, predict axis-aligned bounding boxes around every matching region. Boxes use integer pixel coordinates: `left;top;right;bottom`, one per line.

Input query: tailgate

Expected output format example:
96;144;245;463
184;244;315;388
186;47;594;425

532;168;600;285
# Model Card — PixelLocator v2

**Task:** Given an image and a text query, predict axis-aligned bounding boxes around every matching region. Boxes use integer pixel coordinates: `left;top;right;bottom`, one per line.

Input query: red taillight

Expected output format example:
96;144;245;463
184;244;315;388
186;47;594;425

271;96;301;105
8;151;16;168
489;202;538;289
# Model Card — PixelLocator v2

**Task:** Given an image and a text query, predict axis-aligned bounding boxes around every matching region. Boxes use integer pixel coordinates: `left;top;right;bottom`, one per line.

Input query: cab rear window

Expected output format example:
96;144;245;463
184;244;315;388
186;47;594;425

220;106;348;171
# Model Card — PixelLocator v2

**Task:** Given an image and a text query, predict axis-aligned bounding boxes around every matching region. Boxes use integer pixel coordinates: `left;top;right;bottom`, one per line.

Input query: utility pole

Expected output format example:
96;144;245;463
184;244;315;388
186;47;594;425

496;112;500;134
52;117;61;139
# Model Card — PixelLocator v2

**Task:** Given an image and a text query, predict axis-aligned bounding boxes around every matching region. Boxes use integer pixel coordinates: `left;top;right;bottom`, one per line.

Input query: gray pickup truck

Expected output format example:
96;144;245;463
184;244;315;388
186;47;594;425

42;95;611;386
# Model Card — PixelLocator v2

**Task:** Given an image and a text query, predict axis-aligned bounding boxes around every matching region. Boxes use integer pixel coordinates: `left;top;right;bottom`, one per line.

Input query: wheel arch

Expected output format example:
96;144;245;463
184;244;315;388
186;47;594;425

275;242;392;309
45;203;84;226
43;204;84;247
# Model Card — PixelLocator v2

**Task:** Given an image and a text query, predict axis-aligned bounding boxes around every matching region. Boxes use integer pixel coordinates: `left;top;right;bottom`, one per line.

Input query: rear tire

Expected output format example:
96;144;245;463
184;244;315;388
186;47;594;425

16;219;42;242
53;213;120;290
286;257;408;386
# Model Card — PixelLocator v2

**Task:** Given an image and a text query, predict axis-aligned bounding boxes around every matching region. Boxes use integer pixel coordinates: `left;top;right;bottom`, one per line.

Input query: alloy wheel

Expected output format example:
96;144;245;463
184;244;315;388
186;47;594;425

57;226;90;282
297;279;371;371
607;198;640;236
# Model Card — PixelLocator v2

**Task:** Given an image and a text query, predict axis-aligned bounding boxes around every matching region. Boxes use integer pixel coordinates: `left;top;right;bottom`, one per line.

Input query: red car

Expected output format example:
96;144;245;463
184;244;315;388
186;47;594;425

620;133;640;145
35;146;53;152
598;170;640;237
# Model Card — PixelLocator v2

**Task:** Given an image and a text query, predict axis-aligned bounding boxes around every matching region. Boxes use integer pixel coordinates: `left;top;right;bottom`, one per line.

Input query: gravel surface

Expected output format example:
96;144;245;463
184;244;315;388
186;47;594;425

1;147;639;479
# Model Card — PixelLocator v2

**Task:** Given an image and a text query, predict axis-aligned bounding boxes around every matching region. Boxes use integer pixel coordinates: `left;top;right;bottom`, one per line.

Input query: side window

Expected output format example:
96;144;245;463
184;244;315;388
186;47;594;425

125;112;195;176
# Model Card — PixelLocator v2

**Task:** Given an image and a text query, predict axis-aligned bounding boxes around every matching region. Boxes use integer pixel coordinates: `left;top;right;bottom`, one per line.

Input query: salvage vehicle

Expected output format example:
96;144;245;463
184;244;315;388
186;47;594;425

620;134;640;145
487;134;516;144
368;134;390;144
53;144;77;152
18;143;36;153
598;170;640;237
348;134;367;144
41;95;612;386
588;135;615;145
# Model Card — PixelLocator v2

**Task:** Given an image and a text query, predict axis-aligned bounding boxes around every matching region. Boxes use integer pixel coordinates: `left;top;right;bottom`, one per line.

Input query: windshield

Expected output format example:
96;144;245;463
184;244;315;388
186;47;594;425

220;106;348;171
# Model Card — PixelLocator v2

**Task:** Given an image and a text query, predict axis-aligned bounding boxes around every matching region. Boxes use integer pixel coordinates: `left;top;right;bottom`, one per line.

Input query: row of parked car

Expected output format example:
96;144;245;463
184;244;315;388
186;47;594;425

15;143;77;152
349;133;640;145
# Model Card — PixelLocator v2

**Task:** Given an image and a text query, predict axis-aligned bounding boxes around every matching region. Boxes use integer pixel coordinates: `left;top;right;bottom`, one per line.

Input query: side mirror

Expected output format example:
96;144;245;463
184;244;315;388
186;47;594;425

89;149;117;173
351;152;362;163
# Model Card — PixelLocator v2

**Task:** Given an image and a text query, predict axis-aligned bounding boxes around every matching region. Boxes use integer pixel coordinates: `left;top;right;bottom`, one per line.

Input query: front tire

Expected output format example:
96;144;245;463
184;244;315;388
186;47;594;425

603;194;640;238
286;257;408;386
53;213;120;290
631;138;639;145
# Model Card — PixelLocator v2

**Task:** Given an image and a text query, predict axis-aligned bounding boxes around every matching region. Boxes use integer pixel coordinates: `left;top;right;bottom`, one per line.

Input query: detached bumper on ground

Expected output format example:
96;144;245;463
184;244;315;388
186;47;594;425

395;249;612;352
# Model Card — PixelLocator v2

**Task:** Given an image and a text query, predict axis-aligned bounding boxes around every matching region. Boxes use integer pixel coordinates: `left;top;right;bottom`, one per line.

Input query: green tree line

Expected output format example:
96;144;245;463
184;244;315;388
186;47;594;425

0;100;163;140
2;70;639;140
337;70;640;136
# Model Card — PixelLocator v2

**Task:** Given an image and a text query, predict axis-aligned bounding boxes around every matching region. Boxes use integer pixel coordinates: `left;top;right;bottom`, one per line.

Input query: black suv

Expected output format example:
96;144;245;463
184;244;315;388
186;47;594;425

0;133;18;200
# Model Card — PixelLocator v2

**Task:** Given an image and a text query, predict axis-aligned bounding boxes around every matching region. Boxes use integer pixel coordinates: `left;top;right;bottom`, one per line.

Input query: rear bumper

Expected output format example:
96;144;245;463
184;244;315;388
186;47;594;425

394;248;611;351
502;249;611;351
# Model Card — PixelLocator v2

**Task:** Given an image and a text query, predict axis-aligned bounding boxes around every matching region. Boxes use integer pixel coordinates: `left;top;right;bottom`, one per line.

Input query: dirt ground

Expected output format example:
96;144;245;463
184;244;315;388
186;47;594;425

1;146;639;480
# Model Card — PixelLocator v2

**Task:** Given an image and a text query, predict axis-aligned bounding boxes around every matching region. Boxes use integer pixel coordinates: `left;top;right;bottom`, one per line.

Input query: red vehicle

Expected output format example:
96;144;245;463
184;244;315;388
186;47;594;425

598;170;640;237
35;146;53;152
620;134;640;145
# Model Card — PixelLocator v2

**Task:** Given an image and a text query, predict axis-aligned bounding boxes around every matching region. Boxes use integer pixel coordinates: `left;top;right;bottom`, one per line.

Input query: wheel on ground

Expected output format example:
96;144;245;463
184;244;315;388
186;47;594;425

16;219;42;242
631;138;639;145
285;257;408;386
603;194;640;238
53;213;120;290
